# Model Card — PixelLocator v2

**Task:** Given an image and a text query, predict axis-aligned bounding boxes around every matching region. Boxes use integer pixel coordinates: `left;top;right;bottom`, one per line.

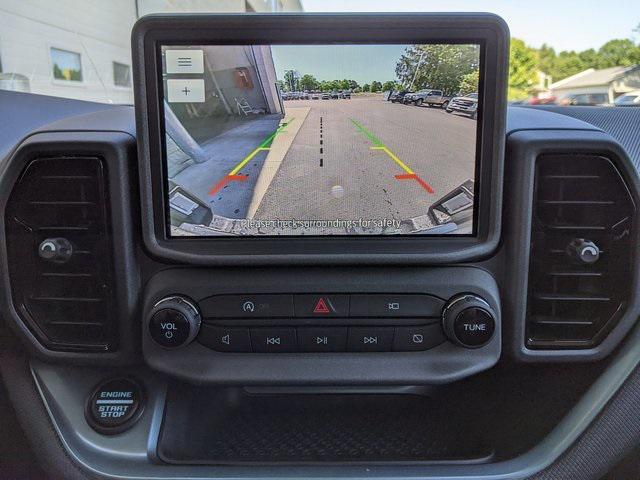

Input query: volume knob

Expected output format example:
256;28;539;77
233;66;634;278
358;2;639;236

442;294;496;348
148;296;201;349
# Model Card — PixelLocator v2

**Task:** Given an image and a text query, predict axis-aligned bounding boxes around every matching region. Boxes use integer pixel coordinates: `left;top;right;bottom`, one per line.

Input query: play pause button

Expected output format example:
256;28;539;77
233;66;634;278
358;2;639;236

298;327;348;352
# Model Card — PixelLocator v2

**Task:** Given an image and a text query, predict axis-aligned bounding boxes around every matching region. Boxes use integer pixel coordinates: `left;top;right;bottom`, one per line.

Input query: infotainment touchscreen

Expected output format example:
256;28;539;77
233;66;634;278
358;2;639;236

159;43;482;236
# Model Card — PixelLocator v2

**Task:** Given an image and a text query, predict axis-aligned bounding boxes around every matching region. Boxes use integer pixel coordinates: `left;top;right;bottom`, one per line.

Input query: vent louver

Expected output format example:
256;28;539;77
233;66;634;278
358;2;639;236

5;157;116;352
526;154;635;349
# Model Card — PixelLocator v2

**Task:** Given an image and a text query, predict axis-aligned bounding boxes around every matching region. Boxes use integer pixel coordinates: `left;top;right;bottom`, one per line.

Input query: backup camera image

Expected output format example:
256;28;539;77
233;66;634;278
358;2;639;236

160;43;481;236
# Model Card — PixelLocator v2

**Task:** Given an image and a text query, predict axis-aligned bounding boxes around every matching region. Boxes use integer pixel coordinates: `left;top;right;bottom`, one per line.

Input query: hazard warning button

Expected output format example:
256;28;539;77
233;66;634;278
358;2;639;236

294;294;349;317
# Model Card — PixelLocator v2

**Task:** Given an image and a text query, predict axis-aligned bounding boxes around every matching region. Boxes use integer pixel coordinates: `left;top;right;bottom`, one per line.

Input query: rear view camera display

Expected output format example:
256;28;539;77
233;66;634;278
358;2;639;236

160;43;481;236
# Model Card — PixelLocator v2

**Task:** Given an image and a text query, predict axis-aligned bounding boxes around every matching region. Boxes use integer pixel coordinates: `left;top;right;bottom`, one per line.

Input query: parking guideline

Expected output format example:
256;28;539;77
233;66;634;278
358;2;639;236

209;118;294;195
229;119;294;175
349;118;434;194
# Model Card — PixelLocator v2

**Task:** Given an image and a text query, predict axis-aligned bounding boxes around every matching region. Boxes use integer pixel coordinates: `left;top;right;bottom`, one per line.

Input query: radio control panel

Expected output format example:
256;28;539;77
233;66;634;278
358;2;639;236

147;293;496;354
141;267;502;385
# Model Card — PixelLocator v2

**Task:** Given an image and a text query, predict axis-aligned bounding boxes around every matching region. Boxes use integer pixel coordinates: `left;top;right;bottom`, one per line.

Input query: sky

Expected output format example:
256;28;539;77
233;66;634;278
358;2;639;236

271;44;409;85
301;0;639;52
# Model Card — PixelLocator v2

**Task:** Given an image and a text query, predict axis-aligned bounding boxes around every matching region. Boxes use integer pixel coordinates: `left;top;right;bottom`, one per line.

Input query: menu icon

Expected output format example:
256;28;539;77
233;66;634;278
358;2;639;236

165;49;204;74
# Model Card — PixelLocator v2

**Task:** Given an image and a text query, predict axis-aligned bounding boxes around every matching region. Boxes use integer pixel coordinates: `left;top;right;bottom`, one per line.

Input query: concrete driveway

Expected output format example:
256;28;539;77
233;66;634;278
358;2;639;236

171;114;282;219
253;95;477;224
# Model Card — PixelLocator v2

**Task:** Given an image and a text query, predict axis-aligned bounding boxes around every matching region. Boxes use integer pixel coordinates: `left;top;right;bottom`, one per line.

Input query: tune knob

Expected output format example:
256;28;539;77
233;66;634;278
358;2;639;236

148;296;201;349
442;294;496;348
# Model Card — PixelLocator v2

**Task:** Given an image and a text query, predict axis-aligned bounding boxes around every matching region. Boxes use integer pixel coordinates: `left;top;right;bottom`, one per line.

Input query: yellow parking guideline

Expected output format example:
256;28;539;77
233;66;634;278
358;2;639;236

229;147;269;175
226;118;294;176
370;146;414;175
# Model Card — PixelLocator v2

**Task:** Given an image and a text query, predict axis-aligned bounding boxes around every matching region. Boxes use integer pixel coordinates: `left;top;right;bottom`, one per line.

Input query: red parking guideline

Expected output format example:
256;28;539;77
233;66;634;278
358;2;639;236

208;174;248;195
394;174;434;194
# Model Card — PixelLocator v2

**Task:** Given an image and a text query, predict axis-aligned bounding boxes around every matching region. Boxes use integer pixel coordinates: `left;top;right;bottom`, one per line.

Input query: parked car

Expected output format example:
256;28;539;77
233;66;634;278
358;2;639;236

446;92;479;119
389;90;412;103
340;90;351;99
311;92;320;100
614;90;640;107
331;91;340;99
321;92;330;100
557;93;609;106
299;91;309;100
405;89;450;108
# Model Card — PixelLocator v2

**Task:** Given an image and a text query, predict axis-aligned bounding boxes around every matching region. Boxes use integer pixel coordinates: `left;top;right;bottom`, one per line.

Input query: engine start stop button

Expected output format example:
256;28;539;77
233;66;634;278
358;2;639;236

85;378;144;434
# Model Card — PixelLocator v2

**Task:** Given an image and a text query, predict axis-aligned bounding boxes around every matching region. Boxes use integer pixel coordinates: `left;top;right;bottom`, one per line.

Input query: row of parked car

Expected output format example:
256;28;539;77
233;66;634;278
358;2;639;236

388;89;479;119
282;90;352;100
516;89;640;107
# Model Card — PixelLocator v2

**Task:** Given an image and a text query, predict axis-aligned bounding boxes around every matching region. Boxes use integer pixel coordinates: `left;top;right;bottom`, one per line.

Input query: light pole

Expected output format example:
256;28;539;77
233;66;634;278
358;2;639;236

409;50;426;90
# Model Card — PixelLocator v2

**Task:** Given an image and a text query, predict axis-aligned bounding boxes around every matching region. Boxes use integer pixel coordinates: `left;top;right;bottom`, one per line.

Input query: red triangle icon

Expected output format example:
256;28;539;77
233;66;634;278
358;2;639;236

313;297;331;314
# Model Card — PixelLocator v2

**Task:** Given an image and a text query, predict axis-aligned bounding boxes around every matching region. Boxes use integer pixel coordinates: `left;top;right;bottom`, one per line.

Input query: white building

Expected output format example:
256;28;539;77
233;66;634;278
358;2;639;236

550;66;640;104
0;0;302;104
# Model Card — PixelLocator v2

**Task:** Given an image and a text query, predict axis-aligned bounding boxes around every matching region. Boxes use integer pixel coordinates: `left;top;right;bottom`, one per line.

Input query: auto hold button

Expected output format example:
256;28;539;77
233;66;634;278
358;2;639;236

85;378;144;434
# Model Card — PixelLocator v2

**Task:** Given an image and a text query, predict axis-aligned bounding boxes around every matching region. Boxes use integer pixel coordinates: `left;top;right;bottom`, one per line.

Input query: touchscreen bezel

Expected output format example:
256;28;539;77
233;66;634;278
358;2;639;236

133;13;509;264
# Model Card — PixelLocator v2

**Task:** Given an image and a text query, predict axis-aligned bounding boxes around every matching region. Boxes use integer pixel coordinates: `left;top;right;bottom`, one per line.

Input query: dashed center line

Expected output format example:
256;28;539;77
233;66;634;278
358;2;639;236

319;116;324;167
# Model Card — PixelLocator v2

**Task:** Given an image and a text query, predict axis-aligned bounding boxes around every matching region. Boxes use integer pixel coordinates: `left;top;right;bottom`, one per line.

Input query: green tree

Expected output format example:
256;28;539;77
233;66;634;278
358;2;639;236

283;70;299;91
337;79;351;90
508;38;539;101
537;44;557;78
381;80;398;92
370;81;382;92
554;51;587;80
361;83;370;93
299;74;318;91
597;39;640;67
395;44;480;95
458;70;479;95
528;32;640;84
319;80;339;91
578;48;599;68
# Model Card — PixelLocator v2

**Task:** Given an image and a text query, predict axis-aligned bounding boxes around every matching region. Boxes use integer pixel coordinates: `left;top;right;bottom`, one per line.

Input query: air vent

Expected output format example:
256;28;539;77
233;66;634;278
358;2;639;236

5;157;117;352
526;154;635;349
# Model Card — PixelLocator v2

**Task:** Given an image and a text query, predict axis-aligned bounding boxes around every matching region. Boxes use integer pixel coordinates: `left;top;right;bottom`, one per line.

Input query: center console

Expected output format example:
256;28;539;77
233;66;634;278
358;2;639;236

130;12;508;385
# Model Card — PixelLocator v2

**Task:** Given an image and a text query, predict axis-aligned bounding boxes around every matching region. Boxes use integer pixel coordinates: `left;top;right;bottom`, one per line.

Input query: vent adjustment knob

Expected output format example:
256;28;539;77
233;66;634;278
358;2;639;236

148;296;201;349
38;237;73;263
567;238;600;265
442;294;496;348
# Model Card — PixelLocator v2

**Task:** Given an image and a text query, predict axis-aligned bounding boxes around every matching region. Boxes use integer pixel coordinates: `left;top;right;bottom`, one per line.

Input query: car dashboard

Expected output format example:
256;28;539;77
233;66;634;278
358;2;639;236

1;14;640;480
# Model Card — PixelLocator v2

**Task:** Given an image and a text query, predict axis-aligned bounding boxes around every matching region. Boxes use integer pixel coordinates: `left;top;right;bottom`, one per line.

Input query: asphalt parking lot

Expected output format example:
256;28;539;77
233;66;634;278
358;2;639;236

252;95;477;225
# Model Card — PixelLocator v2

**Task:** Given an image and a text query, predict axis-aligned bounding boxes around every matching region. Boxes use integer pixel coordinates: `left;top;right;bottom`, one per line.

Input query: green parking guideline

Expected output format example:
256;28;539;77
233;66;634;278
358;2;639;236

349;118;384;147
260;118;294;148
